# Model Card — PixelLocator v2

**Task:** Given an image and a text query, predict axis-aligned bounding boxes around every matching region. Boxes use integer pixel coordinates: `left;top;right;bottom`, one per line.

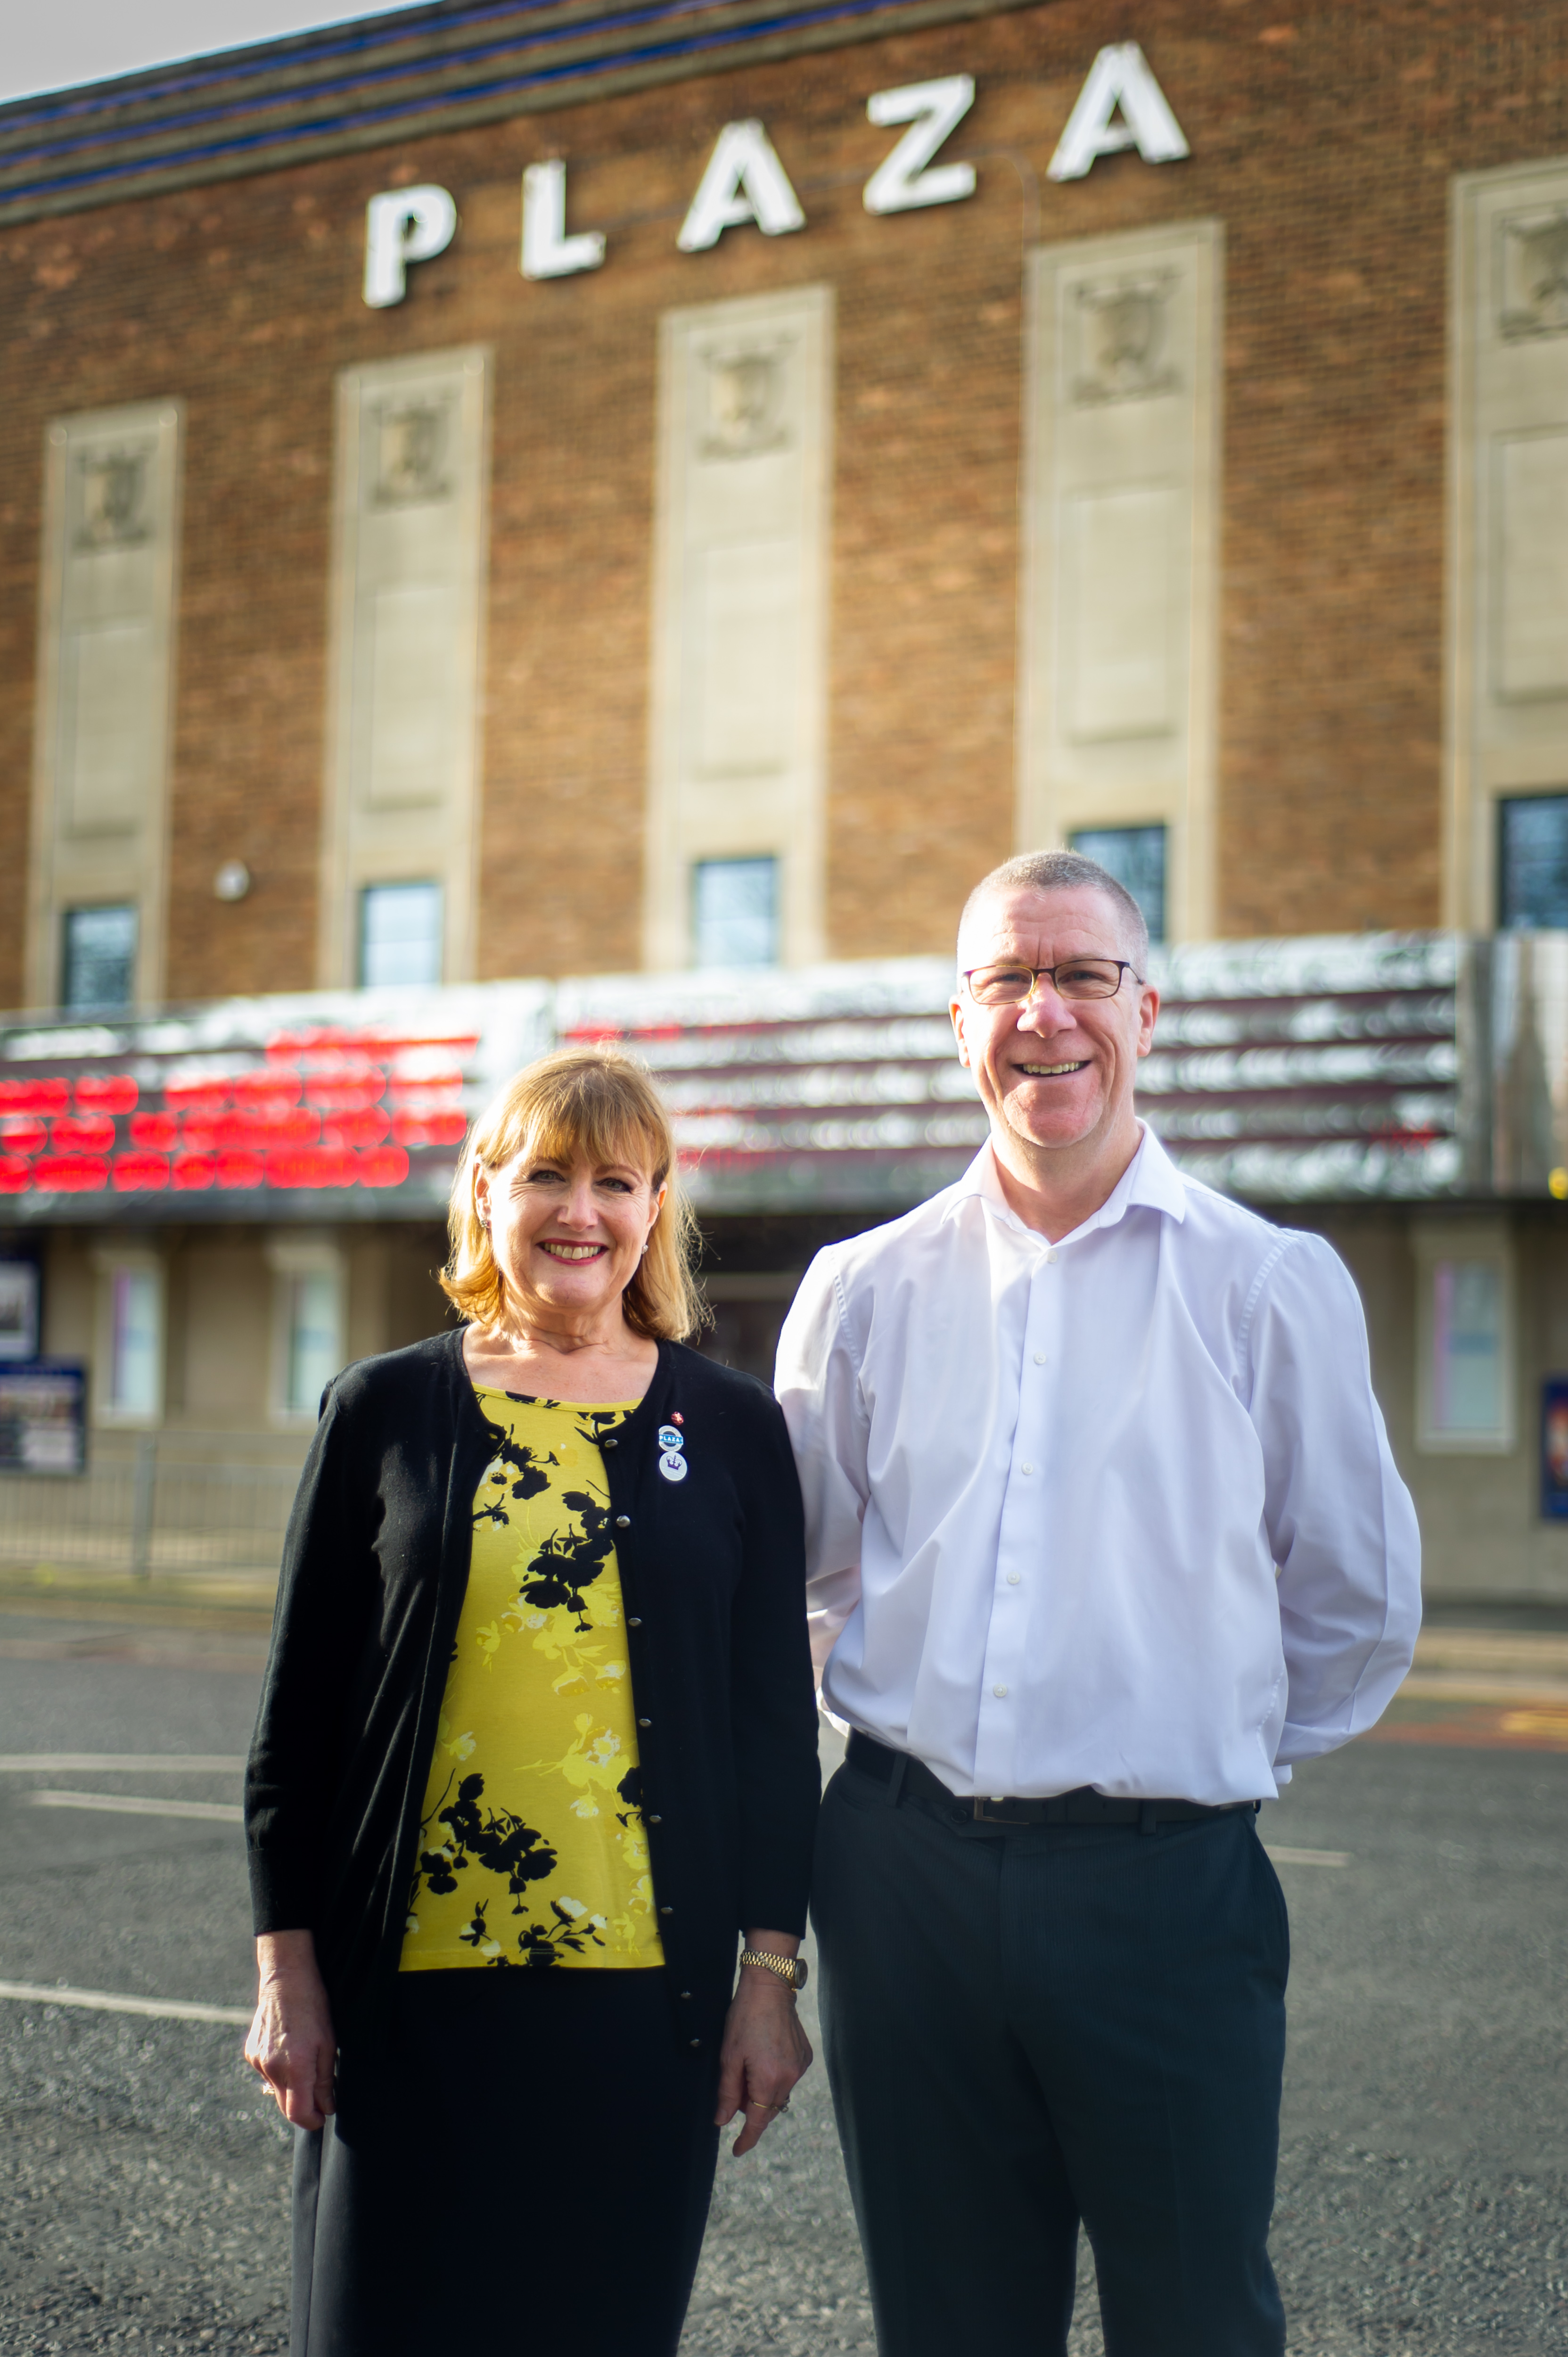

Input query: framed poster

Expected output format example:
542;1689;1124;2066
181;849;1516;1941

0;1362;85;1474
0;1261;39;1361
1542;1378;1568;1520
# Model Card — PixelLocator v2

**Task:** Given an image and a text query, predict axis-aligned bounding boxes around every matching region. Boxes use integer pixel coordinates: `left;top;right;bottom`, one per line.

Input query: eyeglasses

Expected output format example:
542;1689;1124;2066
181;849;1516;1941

962;958;1143;1008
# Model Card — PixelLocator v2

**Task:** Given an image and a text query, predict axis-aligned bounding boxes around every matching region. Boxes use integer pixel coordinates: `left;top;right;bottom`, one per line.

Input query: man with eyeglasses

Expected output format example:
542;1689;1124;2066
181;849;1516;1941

775;848;1420;2357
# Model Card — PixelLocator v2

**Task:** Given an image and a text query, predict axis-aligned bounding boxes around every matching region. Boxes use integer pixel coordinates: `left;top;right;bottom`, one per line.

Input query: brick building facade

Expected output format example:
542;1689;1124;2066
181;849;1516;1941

0;0;1567;1600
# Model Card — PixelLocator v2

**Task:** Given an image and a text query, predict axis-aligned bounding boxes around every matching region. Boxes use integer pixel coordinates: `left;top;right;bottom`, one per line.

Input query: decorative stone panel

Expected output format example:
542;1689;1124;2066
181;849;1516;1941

27;402;183;1007
319;347;491;986
1446;157;1568;929
1017;221;1222;942
645;286;833;969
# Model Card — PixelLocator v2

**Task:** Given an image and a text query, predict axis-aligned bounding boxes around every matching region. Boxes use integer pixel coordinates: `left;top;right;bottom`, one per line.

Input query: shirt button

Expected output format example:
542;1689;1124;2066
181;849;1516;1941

1020;1463;1034;1475
690;2038;702;2048
615;1515;630;1528
660;1905;674;1917
1033;1352;1047;1365
1046;1249;1058;1264
638;1717;652;1728
993;1683;1009;1698
680;1990;693;2001
1006;1572;1021;1586
602;1436;617;1450
627;1616;642;1627
648;1813;663;1824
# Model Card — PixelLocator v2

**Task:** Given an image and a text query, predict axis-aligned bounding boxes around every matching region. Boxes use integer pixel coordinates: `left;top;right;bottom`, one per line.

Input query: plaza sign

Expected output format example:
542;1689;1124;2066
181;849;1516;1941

363;41;1189;305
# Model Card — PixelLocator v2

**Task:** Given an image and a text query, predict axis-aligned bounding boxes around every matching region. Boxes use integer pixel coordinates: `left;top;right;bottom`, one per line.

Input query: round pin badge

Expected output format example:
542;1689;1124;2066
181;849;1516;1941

657;1425;684;1452
658;1449;689;1483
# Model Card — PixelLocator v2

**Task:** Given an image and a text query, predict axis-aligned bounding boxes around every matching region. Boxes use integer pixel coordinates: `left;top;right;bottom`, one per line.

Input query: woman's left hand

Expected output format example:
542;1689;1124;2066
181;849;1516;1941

714;1946;814;2156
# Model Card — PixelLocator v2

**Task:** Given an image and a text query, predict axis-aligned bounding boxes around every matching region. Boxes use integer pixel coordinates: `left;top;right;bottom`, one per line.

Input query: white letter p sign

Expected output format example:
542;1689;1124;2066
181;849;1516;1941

363;185;458;309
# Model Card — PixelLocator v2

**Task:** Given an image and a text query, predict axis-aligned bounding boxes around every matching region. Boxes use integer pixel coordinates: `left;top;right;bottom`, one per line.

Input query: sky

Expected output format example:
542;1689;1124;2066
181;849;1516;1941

0;2;428;106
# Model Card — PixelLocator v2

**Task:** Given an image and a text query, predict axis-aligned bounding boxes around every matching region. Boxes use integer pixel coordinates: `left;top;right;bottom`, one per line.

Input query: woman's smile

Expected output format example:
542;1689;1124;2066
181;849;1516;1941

537;1238;608;1262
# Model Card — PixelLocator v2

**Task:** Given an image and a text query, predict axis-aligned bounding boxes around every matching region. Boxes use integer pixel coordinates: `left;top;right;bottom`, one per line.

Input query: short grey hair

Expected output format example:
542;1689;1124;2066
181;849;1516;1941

957;849;1149;977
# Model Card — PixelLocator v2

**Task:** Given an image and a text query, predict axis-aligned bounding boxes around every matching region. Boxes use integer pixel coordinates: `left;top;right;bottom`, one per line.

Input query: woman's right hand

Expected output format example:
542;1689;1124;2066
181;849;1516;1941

245;1929;338;2130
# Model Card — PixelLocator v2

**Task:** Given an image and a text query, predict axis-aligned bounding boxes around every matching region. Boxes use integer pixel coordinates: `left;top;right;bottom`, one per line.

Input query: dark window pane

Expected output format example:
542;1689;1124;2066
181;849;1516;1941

1068;825;1167;946
1499;796;1568;930
61;905;137;1010
692;857;778;968
358;882;443;987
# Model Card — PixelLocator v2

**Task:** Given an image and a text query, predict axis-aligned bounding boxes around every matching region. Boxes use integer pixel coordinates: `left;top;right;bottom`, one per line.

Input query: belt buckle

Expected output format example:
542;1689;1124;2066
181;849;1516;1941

973;1796;1030;1826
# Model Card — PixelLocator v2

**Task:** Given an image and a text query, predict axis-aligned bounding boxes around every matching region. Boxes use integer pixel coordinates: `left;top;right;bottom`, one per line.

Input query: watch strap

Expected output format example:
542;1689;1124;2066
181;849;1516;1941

739;1946;807;1991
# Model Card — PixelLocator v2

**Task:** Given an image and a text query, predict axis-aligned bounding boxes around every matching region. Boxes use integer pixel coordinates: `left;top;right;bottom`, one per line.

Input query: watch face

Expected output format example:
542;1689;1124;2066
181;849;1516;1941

792;1957;809;1992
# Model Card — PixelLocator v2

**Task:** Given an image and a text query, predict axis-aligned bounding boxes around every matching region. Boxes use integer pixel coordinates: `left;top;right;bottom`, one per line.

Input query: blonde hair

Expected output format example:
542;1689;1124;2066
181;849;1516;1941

441;1047;704;1342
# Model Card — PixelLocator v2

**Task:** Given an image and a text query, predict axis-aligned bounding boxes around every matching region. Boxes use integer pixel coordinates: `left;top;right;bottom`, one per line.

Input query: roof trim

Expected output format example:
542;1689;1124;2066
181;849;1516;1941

0;0;1043;226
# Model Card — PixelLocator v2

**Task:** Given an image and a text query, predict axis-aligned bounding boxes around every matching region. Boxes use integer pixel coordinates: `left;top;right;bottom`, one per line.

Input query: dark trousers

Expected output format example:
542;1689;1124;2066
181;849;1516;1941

291;1968;720;2357
812;1757;1289;2357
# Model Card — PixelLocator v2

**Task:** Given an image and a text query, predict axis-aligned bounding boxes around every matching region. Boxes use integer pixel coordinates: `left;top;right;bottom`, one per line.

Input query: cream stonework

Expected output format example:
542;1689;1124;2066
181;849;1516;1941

1018;220;1222;941
319;346;491;987
26;402;183;1008
646;284;833;969
1445;155;1568;931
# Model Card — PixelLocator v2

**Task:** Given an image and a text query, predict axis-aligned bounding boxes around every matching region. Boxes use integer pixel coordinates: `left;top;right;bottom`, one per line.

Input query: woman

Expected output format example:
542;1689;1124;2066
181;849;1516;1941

243;1046;820;2357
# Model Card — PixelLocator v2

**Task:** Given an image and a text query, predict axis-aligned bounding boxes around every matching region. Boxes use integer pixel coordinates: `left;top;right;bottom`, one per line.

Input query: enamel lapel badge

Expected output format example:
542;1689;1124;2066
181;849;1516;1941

657;1420;687;1482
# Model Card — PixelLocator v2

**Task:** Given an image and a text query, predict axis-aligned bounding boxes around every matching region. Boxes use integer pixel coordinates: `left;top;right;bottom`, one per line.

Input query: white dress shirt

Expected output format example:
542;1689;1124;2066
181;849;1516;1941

774;1126;1421;1805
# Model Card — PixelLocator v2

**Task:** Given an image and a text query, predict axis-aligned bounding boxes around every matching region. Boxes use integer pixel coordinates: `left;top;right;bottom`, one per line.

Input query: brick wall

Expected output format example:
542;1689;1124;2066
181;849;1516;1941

0;0;1565;1006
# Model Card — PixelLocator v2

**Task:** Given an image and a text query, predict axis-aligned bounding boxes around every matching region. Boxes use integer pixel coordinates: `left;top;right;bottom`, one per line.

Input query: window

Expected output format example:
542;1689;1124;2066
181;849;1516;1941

1413;1226;1514;1453
1498;794;1568;930
0;1262;40;1363
692;857;779;968
267;1240;345;1423
358;881;443;987
1430;1262;1502;1432
285;1271;343;1415
91;1253;164;1426
110;1269;160;1416
1069;825;1167;947
62;904;137;1010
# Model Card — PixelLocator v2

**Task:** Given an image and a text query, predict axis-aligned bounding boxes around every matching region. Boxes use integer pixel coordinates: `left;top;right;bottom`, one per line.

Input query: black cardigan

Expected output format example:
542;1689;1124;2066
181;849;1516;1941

245;1327;821;2054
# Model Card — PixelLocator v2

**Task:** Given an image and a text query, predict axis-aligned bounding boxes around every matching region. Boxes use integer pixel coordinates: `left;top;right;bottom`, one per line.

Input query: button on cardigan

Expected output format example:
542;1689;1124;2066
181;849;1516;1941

245;1327;820;2052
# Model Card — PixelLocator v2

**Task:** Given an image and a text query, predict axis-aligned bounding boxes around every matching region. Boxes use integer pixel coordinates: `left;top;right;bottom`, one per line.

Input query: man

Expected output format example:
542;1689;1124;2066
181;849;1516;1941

775;849;1420;2357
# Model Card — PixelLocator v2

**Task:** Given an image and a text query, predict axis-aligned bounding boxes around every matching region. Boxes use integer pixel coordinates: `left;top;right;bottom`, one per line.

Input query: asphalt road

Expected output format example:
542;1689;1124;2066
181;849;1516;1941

1;1615;1565;2356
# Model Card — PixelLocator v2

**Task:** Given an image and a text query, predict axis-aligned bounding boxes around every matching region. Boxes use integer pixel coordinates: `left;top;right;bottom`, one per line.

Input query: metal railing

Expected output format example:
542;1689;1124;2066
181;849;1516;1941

0;1439;297;1579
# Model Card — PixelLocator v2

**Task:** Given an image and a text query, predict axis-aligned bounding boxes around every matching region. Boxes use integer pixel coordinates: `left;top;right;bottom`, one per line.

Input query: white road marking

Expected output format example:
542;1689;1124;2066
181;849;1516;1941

0;1978;249;2026
1264;1844;1352;1868
0;1755;244;1772
31;1790;243;1823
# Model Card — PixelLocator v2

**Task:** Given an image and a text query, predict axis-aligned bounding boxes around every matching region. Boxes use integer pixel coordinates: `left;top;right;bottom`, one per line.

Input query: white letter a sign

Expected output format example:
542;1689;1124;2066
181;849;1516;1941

1048;43;1190;183
678;121;806;251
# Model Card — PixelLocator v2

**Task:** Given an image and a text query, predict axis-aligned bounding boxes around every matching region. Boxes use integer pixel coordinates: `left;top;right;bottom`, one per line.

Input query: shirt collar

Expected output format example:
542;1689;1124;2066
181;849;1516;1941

944;1121;1188;1243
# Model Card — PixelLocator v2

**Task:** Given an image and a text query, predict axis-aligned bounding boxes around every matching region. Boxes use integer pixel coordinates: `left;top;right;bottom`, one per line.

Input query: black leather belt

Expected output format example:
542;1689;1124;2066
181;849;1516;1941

845;1731;1258;1830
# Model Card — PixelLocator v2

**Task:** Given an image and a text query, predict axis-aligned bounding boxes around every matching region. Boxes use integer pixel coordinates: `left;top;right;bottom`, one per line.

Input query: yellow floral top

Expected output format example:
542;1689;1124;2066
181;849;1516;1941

399;1389;665;1973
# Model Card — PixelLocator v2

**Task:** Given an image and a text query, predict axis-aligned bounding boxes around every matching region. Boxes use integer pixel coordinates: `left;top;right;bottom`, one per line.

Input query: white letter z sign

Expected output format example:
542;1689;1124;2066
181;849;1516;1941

863;74;977;215
1048;44;1190;182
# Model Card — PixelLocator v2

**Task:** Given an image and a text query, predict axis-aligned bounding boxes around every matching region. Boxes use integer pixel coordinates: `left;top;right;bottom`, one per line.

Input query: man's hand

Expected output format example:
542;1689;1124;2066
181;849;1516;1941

245;1929;338;2131
714;1932;813;2157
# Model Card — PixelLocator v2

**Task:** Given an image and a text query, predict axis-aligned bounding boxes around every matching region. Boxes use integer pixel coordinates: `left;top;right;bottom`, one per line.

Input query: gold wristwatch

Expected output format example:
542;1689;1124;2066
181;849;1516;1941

739;1947;808;1992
